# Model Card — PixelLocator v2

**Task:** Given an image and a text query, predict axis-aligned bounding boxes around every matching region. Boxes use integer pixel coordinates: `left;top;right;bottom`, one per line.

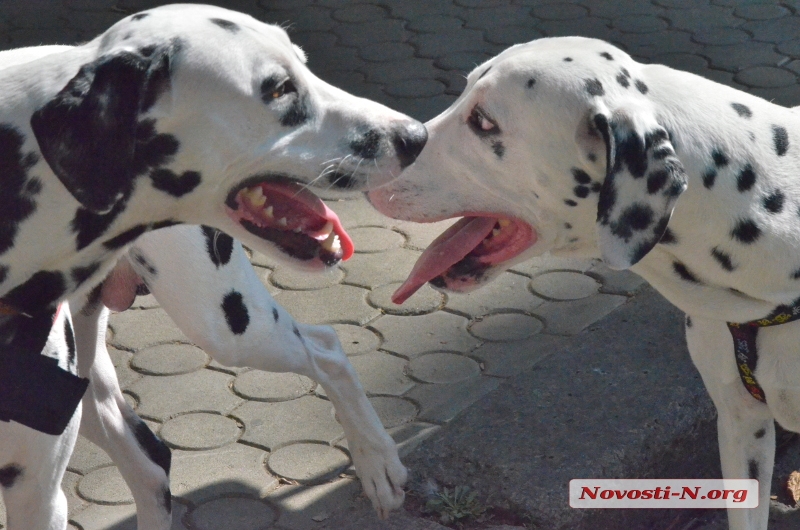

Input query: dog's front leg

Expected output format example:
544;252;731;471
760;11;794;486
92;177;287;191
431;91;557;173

70;298;172;530
129;226;406;518
686;316;773;530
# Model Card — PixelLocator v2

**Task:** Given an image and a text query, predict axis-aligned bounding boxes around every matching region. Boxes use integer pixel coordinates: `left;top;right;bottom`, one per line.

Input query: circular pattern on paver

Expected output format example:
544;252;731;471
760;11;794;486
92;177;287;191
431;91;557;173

408;352;481;384
358;42;415;62
350;226;405;253
269;266;345;290
532;3;587;20
735;66;797;88
614;15;668;33
131;343;208;375
778;40;800;58
267;443;350;483
692;28;750;45
77;466;133;504
331;324;382;355
407;15;464;33
188;497;277;530
160;412;241;450
434;51;492;71
369;396;418;428
529;272;601;300
484;25;545;46
368;282;444;315
384;79;445;98
469;312;544;342
233;370;315;401
734;4;788;20
332;5;386;22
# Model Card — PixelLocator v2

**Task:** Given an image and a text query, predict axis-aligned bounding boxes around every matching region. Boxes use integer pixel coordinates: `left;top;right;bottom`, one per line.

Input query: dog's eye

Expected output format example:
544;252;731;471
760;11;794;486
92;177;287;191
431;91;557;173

468;106;499;135
269;80;297;100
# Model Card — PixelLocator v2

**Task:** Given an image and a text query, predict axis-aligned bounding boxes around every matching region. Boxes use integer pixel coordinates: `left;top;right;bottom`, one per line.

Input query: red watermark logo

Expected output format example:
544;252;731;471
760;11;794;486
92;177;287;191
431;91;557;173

569;479;758;509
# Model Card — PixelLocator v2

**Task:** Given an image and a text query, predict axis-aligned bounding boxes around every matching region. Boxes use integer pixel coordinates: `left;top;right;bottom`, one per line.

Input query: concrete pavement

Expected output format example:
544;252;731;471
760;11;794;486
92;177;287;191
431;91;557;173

2;0;800;529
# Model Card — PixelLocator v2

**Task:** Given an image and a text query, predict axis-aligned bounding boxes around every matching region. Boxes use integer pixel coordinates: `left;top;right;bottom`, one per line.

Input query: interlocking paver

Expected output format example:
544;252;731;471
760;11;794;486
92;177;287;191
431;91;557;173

347;351;415;395
268;479;362;530
700;41;785;73
735;65;797;88
78;465;134;505
108;346;141;388
614;14;669;33
330;323;381;356
408;352;481;383
468;312;544;341
269;265;345;290
369;396;419;428
373;311;481;358
186;497;277;530
108;308;190;351
348;226;406;253
234;371;316;402
130;343;209;376
273;284;378;325
233;396;343;449
159;412;242;450
406;377;502;423
339;247;422;288
267;443;350;482
368;282;444;315
529;271;601;301
534;294;629;335
445;271;546;317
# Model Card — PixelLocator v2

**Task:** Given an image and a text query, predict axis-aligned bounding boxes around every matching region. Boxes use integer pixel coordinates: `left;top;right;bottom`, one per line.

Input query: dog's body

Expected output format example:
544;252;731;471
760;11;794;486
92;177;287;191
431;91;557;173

0;5;425;528
370;37;800;530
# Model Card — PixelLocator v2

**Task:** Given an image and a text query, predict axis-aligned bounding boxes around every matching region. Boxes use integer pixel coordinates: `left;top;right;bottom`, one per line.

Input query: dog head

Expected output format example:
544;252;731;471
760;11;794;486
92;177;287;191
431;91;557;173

369;37;687;302
30;4;426;269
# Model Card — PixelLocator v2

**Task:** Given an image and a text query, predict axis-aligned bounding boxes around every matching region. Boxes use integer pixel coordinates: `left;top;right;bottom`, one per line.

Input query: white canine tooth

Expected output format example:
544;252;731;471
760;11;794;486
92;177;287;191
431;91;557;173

321;233;340;252
278;217;288;227
264;205;274;218
491;228;500;237
314;221;335;241
250;188;266;207
293;227;303;233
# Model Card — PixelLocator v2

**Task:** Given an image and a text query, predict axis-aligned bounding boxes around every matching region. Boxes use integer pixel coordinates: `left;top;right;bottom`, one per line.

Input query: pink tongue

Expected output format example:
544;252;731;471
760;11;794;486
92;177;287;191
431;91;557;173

392;217;497;304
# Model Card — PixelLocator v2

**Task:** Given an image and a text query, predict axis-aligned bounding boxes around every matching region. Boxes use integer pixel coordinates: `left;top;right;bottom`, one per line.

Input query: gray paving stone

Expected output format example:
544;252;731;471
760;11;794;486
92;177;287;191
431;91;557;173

290;30;338;53
108;346;141;388
340;247;422;289
63;470;89;517
368;282;445;316
330;324;382;356
462;6;536;28
68;436;113;474
349;226;406;253
738;65;799;88
701;41;785;72
331;19;408;47
318;504;450;530
534;294;628;336
126;369;242;421
373;311;481;358
588;262;648;296
529;271;601;301
70;503;138;530
411;28;490;58
369;396;419;428
131;343;209;376
274;284;377;325
387;421;441;457
234;396;342;449
131;293;159;309
614;14;668;33
408;352;481;383
583;0;664;18
160;412;242;450
747;85;800;106
356;41;416;62
469;312;545;342
444;271;545;318
483;25;546;46
406;376;502;423
619;29;705;58
531;3;589;20
470;334;563;378
267;443;350;483
407;14;464;33
330;196;395;228
433;50;493;71
347;351;415;395
269;265;345;290
170;444;277;504
741;15;800;44
108;308;190;351
332;4;387;22
187;497;277;530
388;93;458;122
268;479;362;530
663;5;741;31
511;255;596;276
263;6;337;32
778;39;800;58
78;465;134;505
233;370;316;401
360;57;439;84
652;52;709;75
435;69;469;95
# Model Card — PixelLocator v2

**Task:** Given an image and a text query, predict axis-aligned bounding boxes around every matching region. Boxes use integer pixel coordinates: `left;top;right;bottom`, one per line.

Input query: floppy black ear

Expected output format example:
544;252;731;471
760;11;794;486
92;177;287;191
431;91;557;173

592;111;687;270
30;45;174;213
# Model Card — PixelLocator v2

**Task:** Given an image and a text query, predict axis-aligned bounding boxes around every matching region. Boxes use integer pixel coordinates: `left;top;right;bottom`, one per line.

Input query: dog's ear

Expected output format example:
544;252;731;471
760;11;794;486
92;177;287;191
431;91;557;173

30;45;175;213
589;108;687;270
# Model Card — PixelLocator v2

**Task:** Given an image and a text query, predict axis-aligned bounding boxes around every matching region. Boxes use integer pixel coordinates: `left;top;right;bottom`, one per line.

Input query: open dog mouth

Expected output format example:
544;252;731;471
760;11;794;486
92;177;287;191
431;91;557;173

226;177;354;266
393;215;536;304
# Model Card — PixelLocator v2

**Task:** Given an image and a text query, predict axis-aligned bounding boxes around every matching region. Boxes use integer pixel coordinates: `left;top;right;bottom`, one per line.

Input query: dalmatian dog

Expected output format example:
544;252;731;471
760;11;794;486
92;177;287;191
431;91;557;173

369;36;800;530
0;4;425;529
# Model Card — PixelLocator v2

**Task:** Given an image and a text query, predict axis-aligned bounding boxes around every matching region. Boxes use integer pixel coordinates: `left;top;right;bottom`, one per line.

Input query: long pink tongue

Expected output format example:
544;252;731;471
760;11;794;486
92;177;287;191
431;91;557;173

392;217;497;304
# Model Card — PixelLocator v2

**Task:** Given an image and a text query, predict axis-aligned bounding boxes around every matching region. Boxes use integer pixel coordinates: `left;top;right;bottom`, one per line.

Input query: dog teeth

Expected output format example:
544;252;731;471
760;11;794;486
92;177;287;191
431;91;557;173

491;228;500;237
241;187;267;207
321;232;341;253
498;219;511;228
264;205;274;219
314;221;334;241
278;217;288;227
293;227;303;233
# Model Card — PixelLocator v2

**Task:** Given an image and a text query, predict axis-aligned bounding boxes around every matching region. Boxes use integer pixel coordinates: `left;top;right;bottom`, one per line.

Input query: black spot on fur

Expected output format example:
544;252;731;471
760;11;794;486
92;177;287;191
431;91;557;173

702;169;717;189
615;130;648;178
792;268;800;280
2;271;66;313
136;283;150;296
131;13;149;21
64;317;76;368
673;261;701;283
71;262;100;286
564;199;578;207
611;203;655;241
222;290;249;335
209;18;240;33
272;306;279;322
711;247;736;271
736;164;756;192
564;223;572;230
133;251;157;276
151;219;181;231
350;129;382;159
635;80;648;94
478;67;492;80
293;324;303;340
731;103;752;118
762;190;785;214
772;125;789;156
492;141;505;158
572;168;592;184
127;415;171;476
629;242;651;265
712;150;729;168
0;265;7;284
591;181;602;193
260;76;312;127
161;485;172;512
281;93;311;127
526;78;535;88
685;315;692;328
653;146;672;160
149;169;201;197
201;226;234;267
71;202;125;251
585;78;604;96
0;125;41;256
574;185;590;198
647;169;669;194
600;52;614;60
0;464;23;488
132;120;180;175
754;428;766;439
587;152;597;162
616;73;630;88
563;57;573;62
103;224;148;250
731;219;761;244
748;460;759;480
659;227;677;245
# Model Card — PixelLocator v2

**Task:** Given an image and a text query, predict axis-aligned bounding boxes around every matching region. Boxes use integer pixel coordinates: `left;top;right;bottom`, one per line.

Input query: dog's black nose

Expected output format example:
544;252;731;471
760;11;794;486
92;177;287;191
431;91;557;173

393;121;427;168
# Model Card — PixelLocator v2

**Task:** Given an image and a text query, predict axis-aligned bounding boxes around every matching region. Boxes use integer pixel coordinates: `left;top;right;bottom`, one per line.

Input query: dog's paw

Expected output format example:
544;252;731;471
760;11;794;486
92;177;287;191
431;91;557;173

349;434;407;519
